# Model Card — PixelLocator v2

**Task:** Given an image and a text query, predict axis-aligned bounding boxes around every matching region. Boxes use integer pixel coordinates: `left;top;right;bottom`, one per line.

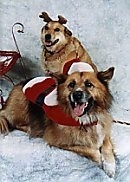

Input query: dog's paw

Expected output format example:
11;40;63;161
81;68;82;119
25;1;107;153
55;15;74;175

102;160;115;178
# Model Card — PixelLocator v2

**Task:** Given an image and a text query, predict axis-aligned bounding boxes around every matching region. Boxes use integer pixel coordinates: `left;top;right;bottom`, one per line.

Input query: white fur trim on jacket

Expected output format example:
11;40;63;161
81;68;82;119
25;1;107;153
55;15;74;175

44;88;58;106
22;76;51;93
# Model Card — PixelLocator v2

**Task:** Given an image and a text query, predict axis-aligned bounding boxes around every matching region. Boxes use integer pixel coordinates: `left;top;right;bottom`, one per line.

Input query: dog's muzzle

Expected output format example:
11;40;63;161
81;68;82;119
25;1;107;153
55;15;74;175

44;34;59;47
69;91;94;117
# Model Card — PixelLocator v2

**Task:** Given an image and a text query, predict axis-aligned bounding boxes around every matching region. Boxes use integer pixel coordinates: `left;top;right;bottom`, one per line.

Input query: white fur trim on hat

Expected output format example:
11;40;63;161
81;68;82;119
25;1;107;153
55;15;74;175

68;62;94;75
22;76;51;93
44;88;58;106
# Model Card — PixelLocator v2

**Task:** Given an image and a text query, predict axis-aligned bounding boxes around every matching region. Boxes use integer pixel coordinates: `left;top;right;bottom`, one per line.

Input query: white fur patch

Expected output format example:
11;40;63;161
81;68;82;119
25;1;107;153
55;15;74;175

96;125;104;148
78;114;97;125
78;115;88;125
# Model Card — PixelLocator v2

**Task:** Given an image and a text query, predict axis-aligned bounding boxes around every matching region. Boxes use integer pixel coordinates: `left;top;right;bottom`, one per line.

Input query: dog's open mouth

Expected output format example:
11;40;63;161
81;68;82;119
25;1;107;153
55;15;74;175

70;97;94;117
73;102;88;116
45;39;59;47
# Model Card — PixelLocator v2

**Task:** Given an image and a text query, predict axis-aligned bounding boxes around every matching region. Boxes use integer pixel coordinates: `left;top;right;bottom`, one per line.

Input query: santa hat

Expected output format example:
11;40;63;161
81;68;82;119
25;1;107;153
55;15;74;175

68;62;94;74
62;58;94;74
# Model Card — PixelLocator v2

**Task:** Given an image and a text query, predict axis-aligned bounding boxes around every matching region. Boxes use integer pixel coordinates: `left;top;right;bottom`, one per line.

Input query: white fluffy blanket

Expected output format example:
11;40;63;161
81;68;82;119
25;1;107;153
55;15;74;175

0;123;130;182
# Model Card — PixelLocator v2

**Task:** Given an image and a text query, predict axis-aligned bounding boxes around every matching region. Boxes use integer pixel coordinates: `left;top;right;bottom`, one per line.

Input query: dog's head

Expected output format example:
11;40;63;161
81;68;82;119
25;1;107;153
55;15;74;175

57;67;114;123
39;12;72;53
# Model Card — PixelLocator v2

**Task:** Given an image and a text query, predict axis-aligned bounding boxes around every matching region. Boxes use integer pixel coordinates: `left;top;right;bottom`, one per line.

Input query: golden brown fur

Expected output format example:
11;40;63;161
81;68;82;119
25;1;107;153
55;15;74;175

40;12;97;74
0;67;115;177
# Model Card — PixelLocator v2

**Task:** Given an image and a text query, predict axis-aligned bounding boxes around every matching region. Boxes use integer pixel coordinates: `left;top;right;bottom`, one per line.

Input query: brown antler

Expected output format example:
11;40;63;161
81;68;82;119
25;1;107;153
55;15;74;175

39;12;53;22
58;15;67;24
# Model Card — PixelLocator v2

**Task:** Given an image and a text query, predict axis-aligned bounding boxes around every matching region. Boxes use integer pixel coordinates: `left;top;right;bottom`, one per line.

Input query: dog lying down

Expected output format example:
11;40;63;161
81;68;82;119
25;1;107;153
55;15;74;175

39;12;97;74
0;63;115;178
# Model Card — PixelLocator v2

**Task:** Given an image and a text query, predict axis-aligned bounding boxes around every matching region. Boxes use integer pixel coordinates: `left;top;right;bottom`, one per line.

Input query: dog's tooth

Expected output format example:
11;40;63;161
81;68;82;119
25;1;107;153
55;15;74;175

70;94;74;102
85;102;88;107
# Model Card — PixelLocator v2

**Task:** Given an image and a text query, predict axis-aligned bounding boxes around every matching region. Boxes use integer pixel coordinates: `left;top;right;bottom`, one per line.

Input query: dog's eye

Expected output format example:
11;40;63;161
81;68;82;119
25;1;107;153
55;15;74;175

84;81;93;88
54;28;60;32
68;81;76;88
45;26;49;30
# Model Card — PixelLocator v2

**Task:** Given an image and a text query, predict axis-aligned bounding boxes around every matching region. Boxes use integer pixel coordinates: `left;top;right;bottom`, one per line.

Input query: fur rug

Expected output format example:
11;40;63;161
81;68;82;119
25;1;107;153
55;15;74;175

0;123;130;182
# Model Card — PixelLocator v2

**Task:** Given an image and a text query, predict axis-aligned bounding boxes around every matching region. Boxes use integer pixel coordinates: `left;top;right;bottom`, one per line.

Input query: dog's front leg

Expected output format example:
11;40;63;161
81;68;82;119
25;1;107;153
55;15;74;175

0;116;9;134
0;111;10;134
60;145;101;164
100;136;115;178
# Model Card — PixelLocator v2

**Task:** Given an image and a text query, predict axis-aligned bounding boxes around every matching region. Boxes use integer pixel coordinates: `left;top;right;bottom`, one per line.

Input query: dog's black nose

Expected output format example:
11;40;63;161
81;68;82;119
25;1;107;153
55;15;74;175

45;34;51;41
73;91;83;101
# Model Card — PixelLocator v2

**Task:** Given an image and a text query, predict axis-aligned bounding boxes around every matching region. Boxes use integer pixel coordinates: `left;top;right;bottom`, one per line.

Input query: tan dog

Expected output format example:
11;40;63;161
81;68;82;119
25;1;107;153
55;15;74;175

0;67;115;177
39;12;97;74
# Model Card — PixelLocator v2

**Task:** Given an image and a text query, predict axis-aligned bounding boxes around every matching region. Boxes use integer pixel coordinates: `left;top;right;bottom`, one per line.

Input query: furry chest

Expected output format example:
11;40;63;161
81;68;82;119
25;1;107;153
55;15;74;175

58;123;105;148
94;124;105;148
44;60;61;73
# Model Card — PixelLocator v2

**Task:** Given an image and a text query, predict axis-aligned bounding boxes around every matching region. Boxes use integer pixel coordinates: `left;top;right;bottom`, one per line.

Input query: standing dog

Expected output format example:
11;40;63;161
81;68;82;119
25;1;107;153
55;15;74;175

0;66;115;177
39;12;97;74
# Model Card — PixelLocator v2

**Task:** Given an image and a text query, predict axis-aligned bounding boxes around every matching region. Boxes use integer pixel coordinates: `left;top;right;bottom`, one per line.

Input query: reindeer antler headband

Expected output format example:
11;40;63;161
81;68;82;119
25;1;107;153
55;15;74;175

39;11;67;24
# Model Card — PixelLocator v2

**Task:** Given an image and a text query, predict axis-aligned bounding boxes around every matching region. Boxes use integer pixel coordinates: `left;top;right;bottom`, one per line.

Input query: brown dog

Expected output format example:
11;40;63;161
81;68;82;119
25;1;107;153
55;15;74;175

39;12;97;74
0;67;115;177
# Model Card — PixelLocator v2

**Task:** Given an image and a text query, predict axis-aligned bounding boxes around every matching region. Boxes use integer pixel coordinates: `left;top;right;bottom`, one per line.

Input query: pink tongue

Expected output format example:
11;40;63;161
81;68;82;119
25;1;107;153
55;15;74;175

73;103;86;116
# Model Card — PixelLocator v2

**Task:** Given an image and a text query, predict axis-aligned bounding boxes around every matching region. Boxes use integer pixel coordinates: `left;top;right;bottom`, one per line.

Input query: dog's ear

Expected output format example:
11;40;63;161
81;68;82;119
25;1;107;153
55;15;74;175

64;27;72;36
39;12;53;22
51;73;67;84
58;15;67;24
97;67;115;83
